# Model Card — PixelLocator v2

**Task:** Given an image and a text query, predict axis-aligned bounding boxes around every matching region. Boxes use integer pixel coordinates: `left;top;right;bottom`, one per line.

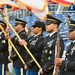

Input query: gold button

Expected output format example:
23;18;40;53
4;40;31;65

49;50;52;54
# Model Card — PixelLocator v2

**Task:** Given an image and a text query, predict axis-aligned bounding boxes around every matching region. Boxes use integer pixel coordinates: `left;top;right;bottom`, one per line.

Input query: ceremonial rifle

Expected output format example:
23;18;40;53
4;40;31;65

52;29;60;75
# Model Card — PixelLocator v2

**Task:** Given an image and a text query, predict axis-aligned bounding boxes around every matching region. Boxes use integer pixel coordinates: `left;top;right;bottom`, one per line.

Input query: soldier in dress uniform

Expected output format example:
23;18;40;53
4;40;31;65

0;20;9;75
38;15;64;75
5;19;28;75
19;15;64;75
54;20;75;75
19;21;45;75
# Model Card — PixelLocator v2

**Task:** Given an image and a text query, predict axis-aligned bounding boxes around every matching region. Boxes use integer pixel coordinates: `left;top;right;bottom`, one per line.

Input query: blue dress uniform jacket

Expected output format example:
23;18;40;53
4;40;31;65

60;42;75;75
26;34;44;72
0;32;9;64
10;30;27;68
40;32;64;75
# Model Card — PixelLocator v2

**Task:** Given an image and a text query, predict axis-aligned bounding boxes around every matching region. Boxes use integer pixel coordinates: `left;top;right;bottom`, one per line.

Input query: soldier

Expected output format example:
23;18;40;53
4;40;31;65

38;15;64;75
19;21;45;75
5;19;27;75
0;20;9;75
54;20;75;75
19;15;64;75
64;15;71;26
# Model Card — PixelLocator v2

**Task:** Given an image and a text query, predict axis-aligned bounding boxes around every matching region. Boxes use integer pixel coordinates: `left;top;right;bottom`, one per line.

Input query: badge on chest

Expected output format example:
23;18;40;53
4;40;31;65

47;40;54;47
71;46;75;55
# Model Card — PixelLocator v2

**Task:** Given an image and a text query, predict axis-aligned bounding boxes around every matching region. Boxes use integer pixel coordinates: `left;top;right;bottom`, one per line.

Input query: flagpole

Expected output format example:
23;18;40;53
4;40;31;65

4;6;26;75
4;5;11;57
0;12;41;69
74;0;75;4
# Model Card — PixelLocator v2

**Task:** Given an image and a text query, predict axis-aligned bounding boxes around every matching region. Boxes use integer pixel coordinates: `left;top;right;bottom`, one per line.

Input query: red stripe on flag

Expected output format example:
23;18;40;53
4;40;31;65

56;0;72;4
52;0;73;7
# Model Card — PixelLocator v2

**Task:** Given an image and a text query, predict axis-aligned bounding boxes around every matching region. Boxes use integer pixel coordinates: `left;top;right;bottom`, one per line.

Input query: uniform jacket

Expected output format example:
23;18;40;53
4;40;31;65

26;33;44;72
60;42;75;75
40;32;64;75
10;30;27;68
0;32;9;64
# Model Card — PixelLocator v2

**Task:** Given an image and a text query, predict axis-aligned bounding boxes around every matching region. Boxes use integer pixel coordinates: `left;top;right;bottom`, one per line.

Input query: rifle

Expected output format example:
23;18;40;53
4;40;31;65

52;29;60;75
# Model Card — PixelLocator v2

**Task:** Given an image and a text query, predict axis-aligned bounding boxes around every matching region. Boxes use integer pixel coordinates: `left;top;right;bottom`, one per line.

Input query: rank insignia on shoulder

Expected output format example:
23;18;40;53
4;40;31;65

72;46;75;50
2;40;6;44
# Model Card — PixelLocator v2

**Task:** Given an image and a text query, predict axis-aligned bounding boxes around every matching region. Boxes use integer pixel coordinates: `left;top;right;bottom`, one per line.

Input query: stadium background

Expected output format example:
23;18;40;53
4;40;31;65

0;0;75;52
0;0;75;74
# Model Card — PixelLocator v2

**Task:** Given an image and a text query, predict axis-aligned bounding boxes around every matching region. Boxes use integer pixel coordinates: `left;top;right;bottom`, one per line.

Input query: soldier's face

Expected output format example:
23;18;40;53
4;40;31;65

32;27;41;34
68;30;75;40
14;24;20;32
46;23;57;33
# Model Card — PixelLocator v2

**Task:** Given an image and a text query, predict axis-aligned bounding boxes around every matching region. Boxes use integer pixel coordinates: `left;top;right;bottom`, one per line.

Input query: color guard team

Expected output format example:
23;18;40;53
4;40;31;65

0;15;75;75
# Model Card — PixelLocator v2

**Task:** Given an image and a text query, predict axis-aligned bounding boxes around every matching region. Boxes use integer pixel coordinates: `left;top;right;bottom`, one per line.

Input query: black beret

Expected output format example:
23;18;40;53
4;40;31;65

32;21;45;31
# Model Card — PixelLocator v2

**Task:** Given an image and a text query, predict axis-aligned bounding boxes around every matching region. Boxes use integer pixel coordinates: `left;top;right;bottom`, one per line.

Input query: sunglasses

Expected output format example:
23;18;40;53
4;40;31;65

14;23;20;26
69;30;75;32
33;26;37;28
46;20;55;25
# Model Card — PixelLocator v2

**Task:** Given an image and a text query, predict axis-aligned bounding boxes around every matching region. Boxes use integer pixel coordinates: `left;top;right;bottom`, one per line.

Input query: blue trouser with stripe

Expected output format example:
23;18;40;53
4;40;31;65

14;67;26;75
0;63;7;75
27;70;42;75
